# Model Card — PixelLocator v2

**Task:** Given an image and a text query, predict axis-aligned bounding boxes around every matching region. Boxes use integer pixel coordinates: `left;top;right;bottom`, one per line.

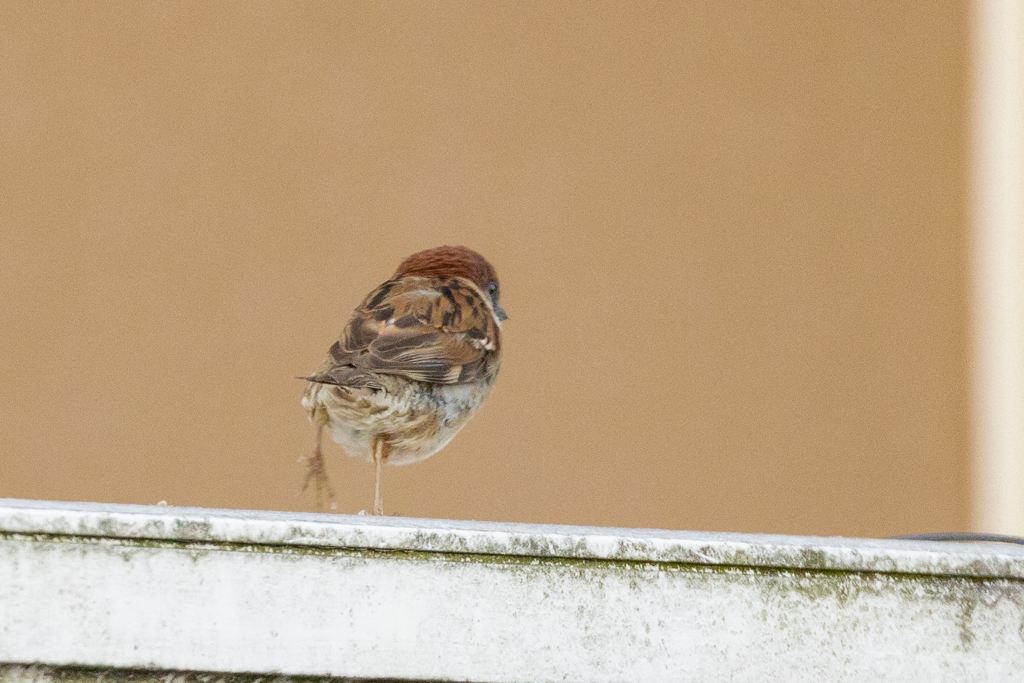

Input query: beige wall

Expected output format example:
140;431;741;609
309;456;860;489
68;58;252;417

0;2;969;536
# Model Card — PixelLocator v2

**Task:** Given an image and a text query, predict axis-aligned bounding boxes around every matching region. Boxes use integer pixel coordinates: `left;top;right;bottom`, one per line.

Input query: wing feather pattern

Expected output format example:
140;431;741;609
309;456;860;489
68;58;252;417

308;276;500;386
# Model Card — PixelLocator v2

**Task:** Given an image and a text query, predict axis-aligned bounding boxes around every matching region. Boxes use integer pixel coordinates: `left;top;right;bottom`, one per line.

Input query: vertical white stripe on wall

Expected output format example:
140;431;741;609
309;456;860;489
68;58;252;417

972;0;1024;534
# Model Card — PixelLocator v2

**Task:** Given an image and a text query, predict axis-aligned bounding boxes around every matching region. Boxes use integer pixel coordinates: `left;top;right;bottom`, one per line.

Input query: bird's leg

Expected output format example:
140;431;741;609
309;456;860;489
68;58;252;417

372;434;386;516
300;419;335;511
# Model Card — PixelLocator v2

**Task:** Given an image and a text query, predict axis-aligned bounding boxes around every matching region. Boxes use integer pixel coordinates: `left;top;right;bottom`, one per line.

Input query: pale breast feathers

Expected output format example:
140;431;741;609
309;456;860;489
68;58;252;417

309;276;500;386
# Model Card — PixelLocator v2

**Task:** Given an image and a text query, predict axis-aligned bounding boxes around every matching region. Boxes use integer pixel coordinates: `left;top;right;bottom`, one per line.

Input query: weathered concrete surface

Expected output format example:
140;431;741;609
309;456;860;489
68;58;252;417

0;665;343;683
1;498;1023;682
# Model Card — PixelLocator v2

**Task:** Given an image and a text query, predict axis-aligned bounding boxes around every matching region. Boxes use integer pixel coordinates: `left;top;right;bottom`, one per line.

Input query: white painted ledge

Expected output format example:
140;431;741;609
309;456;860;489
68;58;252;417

1;499;1023;682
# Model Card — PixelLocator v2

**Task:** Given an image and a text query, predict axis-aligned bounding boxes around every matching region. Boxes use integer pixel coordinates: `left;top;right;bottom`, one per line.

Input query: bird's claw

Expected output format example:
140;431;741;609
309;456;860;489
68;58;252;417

299;450;335;511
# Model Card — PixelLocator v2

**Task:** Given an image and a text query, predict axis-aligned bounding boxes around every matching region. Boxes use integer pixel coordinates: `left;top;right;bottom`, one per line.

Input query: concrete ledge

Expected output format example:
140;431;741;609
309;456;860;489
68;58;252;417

0;665;341;683
1;498;1023;682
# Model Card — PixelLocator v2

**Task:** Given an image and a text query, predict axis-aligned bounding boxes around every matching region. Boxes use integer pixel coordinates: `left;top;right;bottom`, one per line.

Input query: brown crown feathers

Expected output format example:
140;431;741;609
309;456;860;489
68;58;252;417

395;245;502;303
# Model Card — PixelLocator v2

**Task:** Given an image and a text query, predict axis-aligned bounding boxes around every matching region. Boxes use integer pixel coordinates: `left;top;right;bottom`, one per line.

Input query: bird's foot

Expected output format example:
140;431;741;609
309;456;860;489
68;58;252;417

298;450;335;511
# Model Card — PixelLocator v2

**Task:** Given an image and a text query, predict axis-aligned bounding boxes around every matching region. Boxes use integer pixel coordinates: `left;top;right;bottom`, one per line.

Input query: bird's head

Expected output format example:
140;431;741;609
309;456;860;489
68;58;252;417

394;245;508;322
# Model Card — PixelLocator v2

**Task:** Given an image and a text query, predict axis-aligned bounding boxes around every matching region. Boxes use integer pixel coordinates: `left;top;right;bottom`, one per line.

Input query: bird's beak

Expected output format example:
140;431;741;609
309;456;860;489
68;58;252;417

495;301;509;321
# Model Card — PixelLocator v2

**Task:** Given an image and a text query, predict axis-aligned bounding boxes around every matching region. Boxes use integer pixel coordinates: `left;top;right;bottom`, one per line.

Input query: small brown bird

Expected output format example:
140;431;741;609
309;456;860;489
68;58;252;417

300;246;506;515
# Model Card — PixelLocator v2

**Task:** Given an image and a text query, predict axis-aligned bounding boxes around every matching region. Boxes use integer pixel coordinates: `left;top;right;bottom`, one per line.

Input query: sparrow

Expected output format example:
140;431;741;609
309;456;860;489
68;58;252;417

300;245;507;515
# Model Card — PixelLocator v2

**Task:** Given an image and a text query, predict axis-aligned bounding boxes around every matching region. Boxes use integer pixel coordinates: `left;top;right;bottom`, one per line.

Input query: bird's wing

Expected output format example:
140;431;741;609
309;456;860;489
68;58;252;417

311;276;500;385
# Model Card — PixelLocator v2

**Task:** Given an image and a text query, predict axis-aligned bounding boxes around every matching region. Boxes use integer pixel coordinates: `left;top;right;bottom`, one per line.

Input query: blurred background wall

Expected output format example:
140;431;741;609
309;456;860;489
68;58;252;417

0;2;975;537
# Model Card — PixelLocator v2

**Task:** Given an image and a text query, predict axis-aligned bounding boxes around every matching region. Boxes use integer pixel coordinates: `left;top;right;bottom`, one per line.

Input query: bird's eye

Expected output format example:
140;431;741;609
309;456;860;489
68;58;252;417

488;283;497;295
